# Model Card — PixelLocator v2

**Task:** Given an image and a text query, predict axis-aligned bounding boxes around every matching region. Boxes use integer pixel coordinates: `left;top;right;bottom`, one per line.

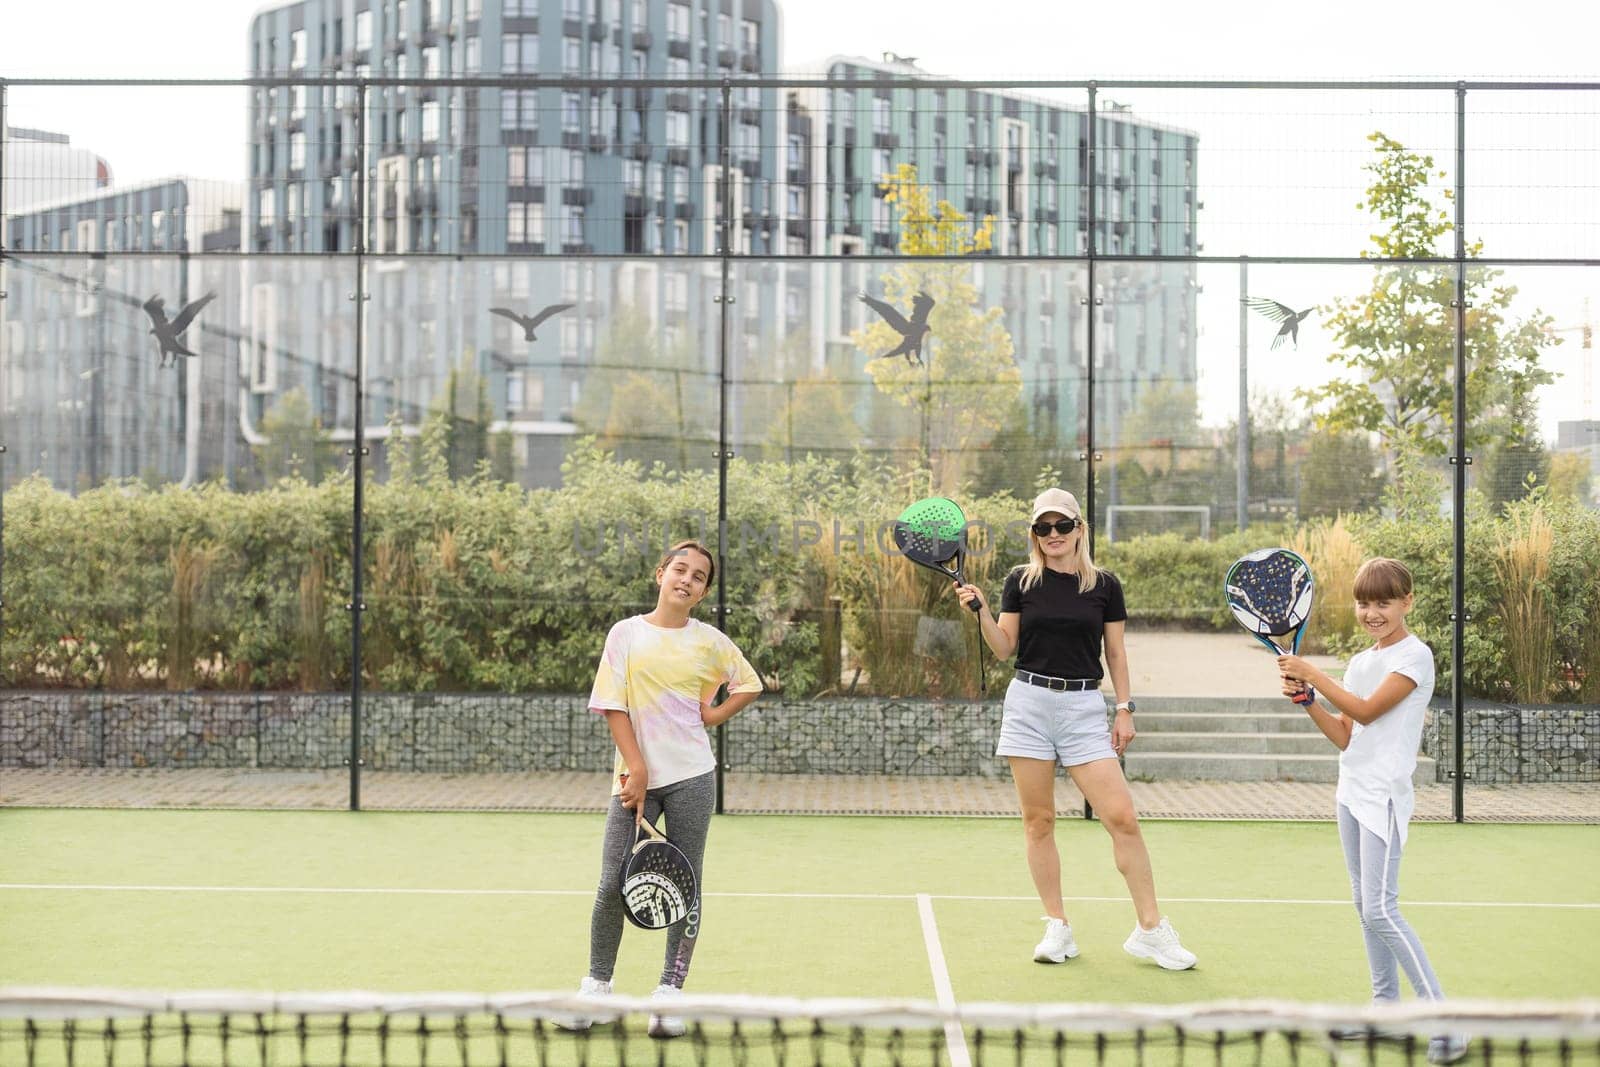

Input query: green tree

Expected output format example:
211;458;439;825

1300;132;1556;469
1298;429;1387;519
574;304;714;470
763;370;863;461
429;359;493;480
253;387;334;482
850;164;1021;494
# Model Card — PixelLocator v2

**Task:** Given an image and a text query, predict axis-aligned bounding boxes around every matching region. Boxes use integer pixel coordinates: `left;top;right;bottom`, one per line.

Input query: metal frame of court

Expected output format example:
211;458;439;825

2;77;1598;821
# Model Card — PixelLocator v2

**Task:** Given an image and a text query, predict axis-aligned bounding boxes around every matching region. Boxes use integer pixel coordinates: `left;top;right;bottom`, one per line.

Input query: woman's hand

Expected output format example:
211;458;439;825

1111;708;1136;757
1277;654;1314;682
618;770;647;820
953;583;987;612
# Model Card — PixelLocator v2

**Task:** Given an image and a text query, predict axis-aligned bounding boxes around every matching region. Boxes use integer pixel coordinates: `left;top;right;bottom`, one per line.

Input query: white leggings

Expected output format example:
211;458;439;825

1337;801;1446;1003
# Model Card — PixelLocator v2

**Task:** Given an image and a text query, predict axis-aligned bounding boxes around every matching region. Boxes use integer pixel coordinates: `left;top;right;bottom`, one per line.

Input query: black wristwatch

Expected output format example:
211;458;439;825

1115;700;1136;714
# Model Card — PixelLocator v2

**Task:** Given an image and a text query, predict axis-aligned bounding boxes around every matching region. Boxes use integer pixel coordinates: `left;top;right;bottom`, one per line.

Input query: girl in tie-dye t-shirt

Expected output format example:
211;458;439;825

567;539;761;1039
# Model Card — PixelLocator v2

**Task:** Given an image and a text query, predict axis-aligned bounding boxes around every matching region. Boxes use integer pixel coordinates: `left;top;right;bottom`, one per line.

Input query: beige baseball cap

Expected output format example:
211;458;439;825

1029;487;1082;523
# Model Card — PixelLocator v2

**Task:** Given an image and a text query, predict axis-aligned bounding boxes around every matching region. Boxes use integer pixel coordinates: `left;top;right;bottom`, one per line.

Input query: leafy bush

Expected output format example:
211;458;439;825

4;452;1597;703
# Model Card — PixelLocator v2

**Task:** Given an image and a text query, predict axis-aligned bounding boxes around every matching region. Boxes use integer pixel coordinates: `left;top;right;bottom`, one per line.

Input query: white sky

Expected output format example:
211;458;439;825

3;0;1597;433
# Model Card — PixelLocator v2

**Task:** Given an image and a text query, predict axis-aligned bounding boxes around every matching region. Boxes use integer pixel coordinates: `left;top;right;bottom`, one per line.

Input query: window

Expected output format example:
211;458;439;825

566;204;585;247
501;88;536;130
290;132;307;170
564;37;581;70
666;111;688;146
872;147;891;179
567;149;585;183
503;33;538;72
397;0;408;36
563;91;582;132
509;146;544;186
741;17;758;52
671;164;689;202
873;97;890;134
625;160;644;193
421;101;440;142
421;45;439;76
289;29;307;69
564;0;583;17
466;0;480;17
667;2;688;38
632;0;646;27
465;36;480;71
673;219;688;252
649;161;664;199
509;203;543;244
259;187;276;224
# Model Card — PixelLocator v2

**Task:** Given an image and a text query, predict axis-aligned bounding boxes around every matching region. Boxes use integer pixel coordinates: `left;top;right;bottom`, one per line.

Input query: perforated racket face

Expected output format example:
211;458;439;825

894;497;967;566
1225;548;1314;638
620;837;698;930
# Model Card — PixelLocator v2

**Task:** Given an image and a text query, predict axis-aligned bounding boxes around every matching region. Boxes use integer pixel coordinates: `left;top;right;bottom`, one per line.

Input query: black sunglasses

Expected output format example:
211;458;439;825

1031;519;1080;536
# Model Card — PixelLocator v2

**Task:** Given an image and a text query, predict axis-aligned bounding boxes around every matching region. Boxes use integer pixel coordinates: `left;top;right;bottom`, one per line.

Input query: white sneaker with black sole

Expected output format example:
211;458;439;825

1122;918;1197;970
1032;918;1080;963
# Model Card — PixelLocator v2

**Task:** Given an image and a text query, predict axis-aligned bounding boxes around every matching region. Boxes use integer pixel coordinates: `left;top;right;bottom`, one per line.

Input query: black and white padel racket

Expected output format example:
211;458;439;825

1225;547;1317;706
618;816;698;930
892;496;981;613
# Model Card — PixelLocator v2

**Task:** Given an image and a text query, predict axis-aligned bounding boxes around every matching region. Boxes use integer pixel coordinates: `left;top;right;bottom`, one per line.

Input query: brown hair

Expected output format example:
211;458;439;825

1353;557;1413;602
657;539;716;585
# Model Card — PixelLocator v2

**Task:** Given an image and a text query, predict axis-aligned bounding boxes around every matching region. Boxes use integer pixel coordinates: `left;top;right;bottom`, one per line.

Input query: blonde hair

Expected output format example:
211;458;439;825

1016;518;1101;594
1353;557;1412;602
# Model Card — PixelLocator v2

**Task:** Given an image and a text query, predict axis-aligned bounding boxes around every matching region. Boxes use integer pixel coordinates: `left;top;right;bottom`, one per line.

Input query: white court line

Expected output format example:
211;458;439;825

1;884;1597;909
916;893;971;1067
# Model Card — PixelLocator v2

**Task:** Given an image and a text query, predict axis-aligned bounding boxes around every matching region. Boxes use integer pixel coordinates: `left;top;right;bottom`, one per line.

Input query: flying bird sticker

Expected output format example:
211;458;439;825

142;293;217;367
491;303;575;342
1245;297;1314;350
858;290;934;365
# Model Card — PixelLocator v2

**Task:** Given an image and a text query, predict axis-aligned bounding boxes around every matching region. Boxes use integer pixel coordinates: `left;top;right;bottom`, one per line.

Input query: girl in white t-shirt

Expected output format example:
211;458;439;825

1277;558;1466;1066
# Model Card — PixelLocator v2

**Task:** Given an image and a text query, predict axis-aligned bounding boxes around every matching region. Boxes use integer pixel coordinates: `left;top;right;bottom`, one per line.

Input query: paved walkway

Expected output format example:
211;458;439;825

5;768;1597;821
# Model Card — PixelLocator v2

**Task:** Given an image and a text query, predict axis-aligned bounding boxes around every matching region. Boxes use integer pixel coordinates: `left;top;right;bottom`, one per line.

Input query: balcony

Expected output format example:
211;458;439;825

562;187;593;205
666;146;690;166
562;17;583;36
871;232;896;251
716;46;736;67
786;218;808;238
508;185;545;202
674;201;695;219
739;105;761;125
561;129;585;148
667;36;691;58
666;90;691;111
630;29;652;49
739;52;759;72
588;133;609;152
872;131;899;150
629;140;653;160
740;158;761;178
1040;298;1056;315
589;18;608;40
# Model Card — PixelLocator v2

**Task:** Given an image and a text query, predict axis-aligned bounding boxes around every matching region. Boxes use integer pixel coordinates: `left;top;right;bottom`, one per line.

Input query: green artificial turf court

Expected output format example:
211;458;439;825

3;809;1597;1005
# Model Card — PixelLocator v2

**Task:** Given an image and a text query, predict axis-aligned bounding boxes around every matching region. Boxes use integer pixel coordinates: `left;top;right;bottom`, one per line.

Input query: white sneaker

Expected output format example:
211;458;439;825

1032;918;1080;963
647;984;687;1039
551;976;612;1031
1123;918;1197;970
1427;1035;1470;1065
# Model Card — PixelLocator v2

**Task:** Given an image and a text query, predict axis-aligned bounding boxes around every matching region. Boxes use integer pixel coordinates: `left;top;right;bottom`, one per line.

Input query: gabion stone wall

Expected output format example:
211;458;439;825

2;692;1595;783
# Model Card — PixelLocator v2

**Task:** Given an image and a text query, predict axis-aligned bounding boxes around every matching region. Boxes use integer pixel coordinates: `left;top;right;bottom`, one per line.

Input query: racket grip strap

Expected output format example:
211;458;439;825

1292;685;1316;706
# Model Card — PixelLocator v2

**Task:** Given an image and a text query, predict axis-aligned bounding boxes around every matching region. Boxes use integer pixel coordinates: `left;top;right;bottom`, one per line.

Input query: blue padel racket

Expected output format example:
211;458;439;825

1225;547;1316;706
893;496;982;613
619;816;698;930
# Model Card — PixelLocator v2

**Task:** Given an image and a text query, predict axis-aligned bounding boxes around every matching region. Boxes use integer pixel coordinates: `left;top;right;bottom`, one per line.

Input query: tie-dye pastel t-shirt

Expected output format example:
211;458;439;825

588;615;762;793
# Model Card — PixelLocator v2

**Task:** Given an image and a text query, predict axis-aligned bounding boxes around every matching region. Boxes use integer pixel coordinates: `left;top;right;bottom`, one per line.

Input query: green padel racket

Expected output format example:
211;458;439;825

893;496;981;613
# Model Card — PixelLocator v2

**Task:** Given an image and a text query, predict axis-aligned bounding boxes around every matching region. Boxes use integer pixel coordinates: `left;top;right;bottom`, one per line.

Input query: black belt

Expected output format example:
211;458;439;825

1013;669;1099;692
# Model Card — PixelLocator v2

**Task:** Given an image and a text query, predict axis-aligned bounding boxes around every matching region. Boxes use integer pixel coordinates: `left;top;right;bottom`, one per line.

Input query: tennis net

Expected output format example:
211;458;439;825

3;990;1598;1067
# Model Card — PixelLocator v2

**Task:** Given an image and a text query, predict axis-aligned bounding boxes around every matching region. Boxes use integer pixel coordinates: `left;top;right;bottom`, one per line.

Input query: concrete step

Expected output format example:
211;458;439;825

1130;731;1332;755
1122;751;1438;785
1133;712;1321;734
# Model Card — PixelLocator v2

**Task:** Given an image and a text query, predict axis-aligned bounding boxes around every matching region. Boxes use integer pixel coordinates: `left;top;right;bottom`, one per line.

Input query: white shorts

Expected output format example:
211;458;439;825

995;678;1117;767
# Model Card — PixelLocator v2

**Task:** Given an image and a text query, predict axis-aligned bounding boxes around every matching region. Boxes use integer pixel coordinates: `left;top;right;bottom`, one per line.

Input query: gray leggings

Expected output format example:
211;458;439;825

1337;801;1446;1003
589;770;716;988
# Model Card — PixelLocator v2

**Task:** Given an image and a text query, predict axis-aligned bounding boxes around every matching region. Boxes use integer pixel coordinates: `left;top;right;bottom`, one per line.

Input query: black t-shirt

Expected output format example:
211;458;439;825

999;567;1127;680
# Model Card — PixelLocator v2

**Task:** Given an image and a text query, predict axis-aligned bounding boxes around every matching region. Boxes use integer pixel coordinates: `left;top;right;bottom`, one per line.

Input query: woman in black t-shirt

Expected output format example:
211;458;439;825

954;487;1197;972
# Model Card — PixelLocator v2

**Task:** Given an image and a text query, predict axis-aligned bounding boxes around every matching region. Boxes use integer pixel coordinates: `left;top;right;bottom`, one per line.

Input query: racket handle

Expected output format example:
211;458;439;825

1292;685;1316;707
964;597;982;614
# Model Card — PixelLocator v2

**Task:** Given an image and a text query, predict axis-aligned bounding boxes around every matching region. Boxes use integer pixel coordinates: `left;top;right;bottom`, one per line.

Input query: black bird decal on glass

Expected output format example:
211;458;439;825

142;292;217;367
491;303;575;342
858;290;935;364
1245;297;1314;350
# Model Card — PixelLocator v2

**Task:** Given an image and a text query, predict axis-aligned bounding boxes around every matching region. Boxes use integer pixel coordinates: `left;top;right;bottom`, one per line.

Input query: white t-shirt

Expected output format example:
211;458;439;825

1336;633;1435;845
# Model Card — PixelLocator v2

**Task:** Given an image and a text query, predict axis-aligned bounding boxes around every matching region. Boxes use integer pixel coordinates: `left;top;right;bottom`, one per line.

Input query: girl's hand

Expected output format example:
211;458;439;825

1277;654;1314;682
1111;708;1136;756
953;583;987;612
1282;677;1310;701
618;770;647;820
